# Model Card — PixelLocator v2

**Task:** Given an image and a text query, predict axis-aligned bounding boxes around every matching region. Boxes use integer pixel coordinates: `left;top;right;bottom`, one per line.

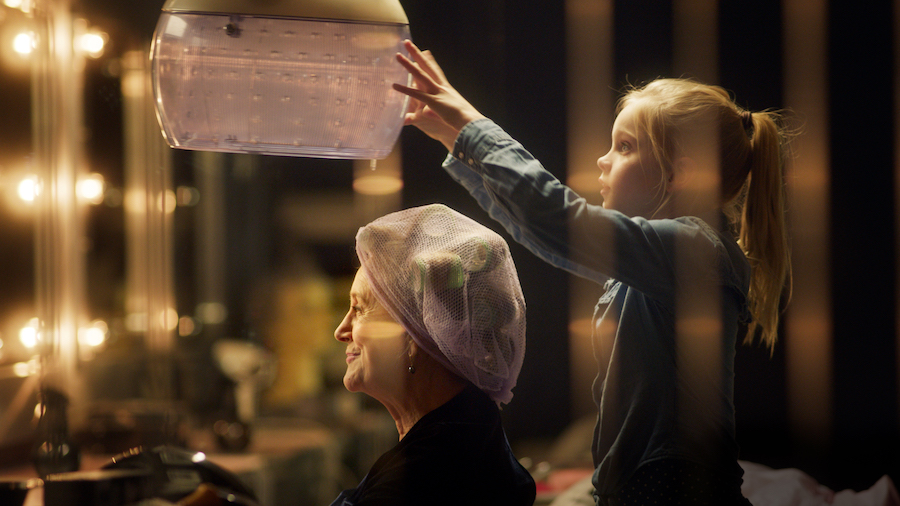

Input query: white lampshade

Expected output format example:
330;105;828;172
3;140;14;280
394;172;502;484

151;0;411;159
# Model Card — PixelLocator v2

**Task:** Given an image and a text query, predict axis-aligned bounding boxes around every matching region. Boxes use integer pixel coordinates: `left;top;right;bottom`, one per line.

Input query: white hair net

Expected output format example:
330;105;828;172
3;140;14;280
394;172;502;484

355;204;526;404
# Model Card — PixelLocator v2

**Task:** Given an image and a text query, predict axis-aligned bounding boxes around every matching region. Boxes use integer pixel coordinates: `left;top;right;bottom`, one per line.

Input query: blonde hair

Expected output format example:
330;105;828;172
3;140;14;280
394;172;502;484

618;78;791;350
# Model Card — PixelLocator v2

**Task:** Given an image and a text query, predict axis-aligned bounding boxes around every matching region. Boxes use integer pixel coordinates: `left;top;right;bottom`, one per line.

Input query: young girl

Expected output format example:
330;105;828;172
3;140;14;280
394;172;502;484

392;40;790;506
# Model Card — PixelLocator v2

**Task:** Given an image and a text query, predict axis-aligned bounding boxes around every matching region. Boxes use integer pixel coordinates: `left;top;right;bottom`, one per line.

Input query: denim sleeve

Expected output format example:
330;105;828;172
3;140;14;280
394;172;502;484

442;119;730;305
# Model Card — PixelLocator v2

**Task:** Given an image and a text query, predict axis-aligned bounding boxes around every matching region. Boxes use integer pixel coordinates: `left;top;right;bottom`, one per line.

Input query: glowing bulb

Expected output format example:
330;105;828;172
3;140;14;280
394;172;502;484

161;308;179;331
78;31;106;58
17;176;39;202
158;189;176;214
19;318;40;348
178;316;196;337
77;173;105;204
13;362;31;377
12;31;35;56
5;0;31;13
78;320;108;347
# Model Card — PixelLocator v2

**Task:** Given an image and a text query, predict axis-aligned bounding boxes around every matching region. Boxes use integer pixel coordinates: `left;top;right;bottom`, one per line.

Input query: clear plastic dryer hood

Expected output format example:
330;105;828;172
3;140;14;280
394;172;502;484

151;0;411;159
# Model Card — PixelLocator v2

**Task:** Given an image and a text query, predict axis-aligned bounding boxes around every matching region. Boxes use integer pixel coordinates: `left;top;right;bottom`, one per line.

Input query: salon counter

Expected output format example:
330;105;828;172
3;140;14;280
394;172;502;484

3;421;341;506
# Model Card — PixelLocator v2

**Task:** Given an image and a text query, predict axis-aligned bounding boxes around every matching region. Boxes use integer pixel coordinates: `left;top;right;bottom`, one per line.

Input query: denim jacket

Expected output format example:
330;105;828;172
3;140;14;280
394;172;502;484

442;118;752;498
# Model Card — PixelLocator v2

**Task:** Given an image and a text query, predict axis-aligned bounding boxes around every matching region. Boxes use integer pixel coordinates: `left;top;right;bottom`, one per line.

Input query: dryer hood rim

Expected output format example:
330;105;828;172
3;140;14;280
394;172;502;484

160;0;409;24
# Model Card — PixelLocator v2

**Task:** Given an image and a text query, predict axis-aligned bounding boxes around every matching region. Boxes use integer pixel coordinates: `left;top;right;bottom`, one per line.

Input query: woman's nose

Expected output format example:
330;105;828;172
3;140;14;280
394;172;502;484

334;310;352;342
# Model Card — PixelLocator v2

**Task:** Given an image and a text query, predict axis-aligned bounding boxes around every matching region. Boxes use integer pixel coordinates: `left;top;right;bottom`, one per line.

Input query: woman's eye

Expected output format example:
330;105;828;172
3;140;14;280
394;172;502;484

619;142;631;153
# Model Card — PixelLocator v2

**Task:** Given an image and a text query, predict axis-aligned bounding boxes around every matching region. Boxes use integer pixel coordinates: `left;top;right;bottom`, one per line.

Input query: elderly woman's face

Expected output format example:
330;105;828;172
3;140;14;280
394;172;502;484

334;268;408;400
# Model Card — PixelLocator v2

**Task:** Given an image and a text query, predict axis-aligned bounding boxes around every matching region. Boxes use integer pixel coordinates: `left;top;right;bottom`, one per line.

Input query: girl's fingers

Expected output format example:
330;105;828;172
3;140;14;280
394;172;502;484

402;40;443;83
417;49;448;82
392;83;432;104
395;52;420;75
396;53;428;82
395;54;439;94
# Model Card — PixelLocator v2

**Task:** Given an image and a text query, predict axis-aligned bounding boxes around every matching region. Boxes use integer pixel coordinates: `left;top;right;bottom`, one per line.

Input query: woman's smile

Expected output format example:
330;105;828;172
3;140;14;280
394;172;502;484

334;268;409;397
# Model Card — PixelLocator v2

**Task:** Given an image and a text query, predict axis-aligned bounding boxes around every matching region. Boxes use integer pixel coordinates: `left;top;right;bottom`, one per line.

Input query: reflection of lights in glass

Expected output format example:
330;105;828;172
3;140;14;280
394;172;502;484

4;0;31;12
567;171;603;198
191;451;206;463
196;302;227;325
17;176;39;202
19;317;40;348
158;189;176;214
178;315;200;337
125;312;148;332
176;186;200;207
76;173;105;204
12;31;35;55
124;189;146;214
353;175;403;196
103;187;123;207
77;30;106;58
352;152;402;198
78;320;108;347
13;361;33;377
120;71;145;99
162;308;179;331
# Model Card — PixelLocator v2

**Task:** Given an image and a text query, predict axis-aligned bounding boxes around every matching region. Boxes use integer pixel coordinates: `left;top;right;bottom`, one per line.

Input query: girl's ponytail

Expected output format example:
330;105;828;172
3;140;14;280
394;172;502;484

620;79;792;350
739;111;791;350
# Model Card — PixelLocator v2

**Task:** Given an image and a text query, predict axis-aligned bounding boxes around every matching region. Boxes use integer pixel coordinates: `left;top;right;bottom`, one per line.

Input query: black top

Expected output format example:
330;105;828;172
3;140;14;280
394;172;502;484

330;384;536;506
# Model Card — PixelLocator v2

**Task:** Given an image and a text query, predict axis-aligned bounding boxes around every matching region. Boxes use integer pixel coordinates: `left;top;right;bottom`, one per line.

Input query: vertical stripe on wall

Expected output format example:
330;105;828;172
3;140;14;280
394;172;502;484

783;0;832;450
566;0;615;419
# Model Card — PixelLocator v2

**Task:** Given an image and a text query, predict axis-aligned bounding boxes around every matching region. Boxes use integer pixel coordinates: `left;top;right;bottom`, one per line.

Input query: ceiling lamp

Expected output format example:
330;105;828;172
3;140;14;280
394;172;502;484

151;0;411;159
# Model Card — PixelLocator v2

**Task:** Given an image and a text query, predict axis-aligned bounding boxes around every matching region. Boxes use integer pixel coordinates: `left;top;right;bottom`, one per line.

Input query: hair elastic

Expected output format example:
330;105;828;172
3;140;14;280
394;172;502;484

740;110;754;136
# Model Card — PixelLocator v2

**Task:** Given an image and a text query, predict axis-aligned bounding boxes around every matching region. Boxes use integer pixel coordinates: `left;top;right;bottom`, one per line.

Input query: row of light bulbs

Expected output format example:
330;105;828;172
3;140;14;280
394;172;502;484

1;302;227;363
8;173;205;214
9;30;106;57
10;318;108;350
10;29;106;57
11;173;105;204
3;0;108;61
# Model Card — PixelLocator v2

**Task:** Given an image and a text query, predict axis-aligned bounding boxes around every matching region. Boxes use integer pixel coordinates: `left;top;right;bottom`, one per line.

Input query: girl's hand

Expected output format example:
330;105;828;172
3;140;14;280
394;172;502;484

392;40;486;151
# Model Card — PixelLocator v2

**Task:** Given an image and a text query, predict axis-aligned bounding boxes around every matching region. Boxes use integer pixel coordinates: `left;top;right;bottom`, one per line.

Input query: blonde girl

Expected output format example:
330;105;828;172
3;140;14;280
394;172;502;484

392;40;790;506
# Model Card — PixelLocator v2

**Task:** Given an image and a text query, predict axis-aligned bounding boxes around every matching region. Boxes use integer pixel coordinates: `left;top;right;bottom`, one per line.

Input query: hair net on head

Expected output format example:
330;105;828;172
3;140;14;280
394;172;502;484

355;204;526;404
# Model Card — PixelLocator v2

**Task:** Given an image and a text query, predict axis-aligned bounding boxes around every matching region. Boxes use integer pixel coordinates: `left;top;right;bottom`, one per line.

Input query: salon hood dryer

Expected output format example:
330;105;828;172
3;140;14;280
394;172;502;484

151;0;411;159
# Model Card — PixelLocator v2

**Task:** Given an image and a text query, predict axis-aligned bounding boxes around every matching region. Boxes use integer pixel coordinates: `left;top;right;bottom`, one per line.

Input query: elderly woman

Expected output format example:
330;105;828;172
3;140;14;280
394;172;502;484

330;204;535;506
